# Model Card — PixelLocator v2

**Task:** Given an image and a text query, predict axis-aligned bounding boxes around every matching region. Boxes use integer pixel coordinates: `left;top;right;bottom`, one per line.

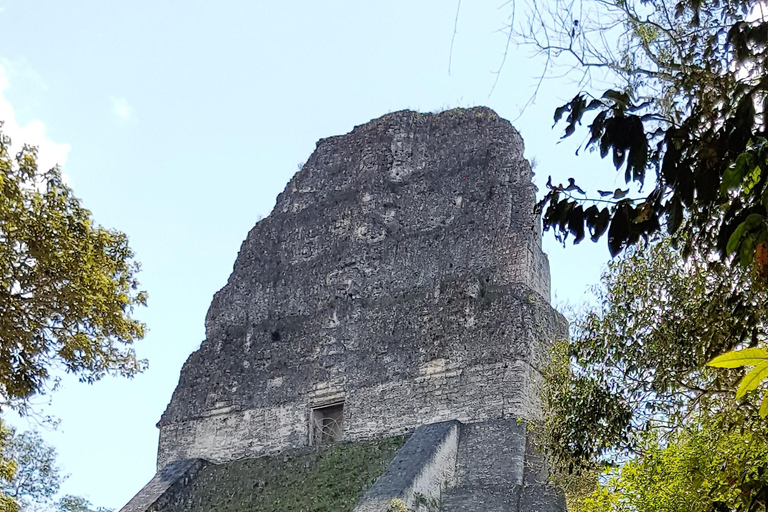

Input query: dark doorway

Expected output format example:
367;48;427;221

310;402;344;445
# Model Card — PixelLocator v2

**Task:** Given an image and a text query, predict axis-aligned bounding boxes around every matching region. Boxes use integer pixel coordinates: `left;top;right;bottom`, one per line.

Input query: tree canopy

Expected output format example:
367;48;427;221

1;430;62;508
0;123;145;510
518;0;768;271
0;428;112;512
539;240;768;511
0;124;147;413
508;2;768;498
507;1;768;507
0;423;17;512
578;413;768;512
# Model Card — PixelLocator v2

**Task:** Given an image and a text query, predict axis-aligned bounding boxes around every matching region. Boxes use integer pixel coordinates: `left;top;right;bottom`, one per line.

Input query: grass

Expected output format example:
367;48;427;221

156;436;405;512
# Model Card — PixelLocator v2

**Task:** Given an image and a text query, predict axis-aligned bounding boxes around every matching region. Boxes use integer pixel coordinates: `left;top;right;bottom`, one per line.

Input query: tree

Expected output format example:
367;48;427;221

0;123;145;509
55;495;112;512
0;123;147;413
577;413;768;512
543;239;766;466
0;422;18;512
1;430;61;508
0;429;112;512
515;0;768;268
498;1;768;504
506;0;768;442
538;240;768;510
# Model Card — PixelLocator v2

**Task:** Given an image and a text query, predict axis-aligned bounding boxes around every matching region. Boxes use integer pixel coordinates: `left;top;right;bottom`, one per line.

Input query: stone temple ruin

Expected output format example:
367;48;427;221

121;107;568;511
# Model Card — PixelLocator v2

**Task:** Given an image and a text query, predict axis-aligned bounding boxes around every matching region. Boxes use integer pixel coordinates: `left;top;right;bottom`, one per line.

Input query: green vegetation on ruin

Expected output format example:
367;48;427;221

155;436;405;512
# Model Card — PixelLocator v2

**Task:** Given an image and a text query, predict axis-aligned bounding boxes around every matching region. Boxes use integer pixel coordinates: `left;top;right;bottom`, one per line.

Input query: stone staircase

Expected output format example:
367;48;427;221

354;418;564;512
440;419;563;512
440;420;526;510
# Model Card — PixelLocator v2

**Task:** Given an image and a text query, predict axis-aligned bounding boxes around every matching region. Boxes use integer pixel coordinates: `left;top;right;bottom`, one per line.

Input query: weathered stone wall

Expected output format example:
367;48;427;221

157;283;564;467
441;420;527;510
157;108;567;468
354;421;459;512
441;419;564;511
119;459;208;512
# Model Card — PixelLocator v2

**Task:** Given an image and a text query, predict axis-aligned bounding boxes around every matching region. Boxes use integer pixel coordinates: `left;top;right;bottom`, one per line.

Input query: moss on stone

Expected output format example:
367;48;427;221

156;436;405;512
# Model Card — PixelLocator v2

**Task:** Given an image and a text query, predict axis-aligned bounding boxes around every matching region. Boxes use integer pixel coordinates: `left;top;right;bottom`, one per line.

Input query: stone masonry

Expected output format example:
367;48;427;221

156;107;567;469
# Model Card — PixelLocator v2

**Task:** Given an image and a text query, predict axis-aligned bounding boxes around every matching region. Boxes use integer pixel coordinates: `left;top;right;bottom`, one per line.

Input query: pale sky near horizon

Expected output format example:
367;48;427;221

0;1;616;508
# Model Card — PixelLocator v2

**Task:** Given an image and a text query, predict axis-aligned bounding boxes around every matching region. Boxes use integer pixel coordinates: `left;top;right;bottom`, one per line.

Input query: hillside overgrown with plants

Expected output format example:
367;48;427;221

151;436;405;512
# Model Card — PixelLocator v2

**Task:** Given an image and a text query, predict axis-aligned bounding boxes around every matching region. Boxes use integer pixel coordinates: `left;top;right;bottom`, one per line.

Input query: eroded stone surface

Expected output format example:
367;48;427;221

119;459;208;512
355;420;459;512
157;107;567;468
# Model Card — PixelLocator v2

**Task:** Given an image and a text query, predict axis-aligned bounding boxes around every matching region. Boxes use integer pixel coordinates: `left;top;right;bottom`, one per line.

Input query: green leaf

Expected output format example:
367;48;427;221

608;205;631;257
568;205;586;244
726;223;746;255
761;181;768;211
727;214;764;256
740;232;757;266
745;165;762;194
744;213;763;230
760;390;768;418
665;195;683;235
721;153;749;194
707;347;768;368
586;207;610;242
585;99;603;112
736;361;768;398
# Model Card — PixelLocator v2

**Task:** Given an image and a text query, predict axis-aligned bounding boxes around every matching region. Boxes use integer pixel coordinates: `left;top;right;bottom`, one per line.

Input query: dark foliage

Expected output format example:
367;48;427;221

530;0;768;269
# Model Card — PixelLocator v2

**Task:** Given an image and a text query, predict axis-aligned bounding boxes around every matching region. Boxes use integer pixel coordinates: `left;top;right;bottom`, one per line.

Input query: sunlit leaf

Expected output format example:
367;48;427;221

721;153;750;194
736;361;768;398
707;348;768;368
760;390;768;418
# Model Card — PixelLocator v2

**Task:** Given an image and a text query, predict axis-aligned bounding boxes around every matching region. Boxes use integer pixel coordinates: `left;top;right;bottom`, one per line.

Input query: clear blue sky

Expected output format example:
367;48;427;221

0;1;617;508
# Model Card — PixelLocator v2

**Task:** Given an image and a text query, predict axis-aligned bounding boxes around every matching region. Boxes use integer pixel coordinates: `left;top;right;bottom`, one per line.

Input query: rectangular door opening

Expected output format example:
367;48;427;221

310;402;344;445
